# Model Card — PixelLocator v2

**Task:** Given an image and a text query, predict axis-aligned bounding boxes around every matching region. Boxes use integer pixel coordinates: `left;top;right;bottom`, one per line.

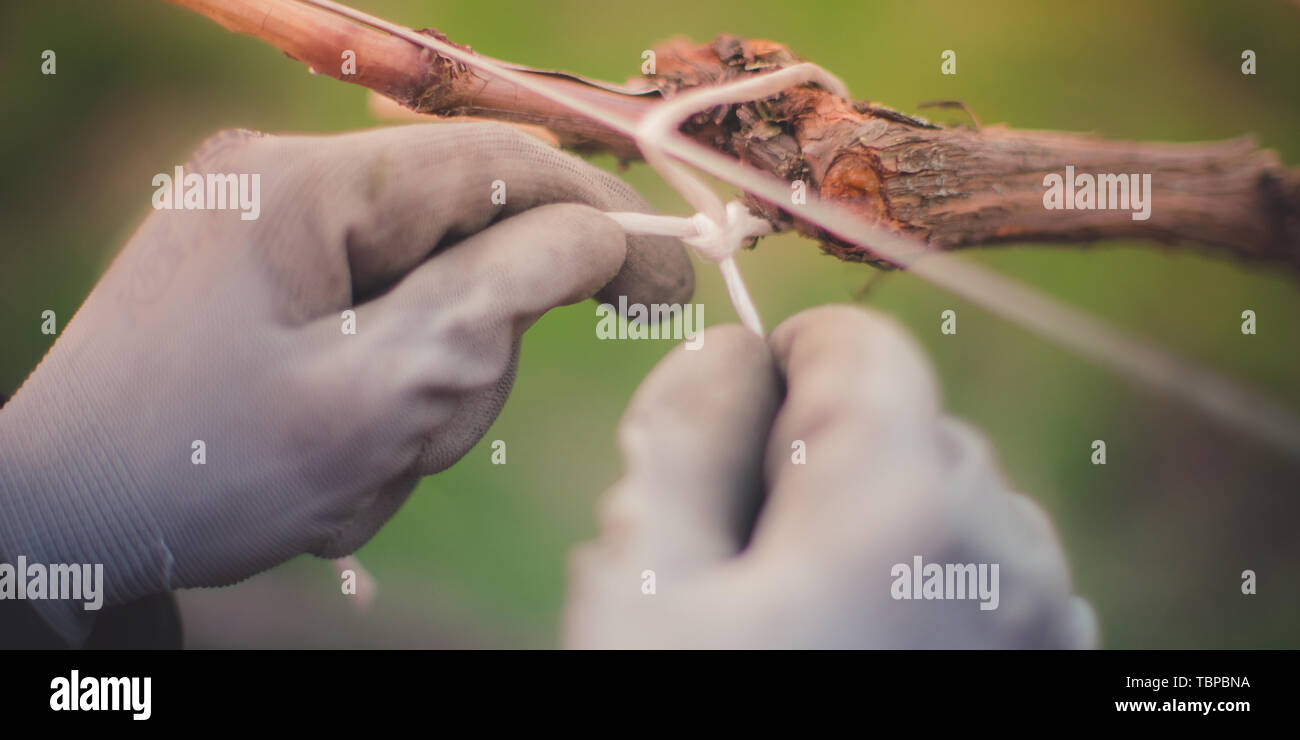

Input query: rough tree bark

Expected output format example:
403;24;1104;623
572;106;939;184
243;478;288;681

166;0;1300;270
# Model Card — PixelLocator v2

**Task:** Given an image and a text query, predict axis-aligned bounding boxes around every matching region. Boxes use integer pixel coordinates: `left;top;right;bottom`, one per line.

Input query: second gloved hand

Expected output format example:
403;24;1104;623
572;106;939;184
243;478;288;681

564;306;1097;648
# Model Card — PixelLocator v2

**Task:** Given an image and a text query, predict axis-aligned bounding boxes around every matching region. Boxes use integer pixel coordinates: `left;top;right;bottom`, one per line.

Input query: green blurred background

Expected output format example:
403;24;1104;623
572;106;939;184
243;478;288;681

2;0;1297;647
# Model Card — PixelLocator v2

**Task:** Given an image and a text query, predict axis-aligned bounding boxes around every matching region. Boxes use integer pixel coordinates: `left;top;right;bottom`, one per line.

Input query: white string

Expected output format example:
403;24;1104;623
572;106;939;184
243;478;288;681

615;63;851;336
293;0;1300;459
606;203;771;335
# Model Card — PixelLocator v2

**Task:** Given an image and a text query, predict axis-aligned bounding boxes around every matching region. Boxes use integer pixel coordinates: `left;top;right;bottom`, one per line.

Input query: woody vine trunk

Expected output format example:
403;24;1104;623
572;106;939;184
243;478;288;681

166;0;1300;270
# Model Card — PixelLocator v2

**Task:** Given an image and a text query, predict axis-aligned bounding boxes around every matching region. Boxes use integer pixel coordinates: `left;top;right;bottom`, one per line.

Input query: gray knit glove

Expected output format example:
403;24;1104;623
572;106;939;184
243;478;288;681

0;123;692;644
564;306;1097;648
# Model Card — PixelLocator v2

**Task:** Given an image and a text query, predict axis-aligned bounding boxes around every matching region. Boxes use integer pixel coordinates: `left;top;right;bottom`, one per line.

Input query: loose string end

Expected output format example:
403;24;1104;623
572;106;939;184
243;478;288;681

718;256;764;336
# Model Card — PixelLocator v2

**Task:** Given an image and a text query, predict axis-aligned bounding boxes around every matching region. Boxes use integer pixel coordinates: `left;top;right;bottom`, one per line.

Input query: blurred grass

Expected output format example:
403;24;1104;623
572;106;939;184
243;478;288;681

2;0;1298;647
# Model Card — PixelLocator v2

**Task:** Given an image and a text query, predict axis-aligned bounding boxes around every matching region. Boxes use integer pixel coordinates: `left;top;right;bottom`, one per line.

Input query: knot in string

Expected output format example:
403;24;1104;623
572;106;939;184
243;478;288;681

605;204;769;336
684;201;773;263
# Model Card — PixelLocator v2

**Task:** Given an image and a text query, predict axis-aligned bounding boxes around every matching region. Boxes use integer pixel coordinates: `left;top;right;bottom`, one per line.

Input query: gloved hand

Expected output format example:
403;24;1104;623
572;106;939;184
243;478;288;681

0;122;692;643
564;306;1097;648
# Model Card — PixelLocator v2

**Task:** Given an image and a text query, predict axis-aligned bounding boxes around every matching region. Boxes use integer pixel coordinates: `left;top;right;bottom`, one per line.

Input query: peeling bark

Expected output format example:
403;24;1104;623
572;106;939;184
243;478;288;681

651;36;1300;269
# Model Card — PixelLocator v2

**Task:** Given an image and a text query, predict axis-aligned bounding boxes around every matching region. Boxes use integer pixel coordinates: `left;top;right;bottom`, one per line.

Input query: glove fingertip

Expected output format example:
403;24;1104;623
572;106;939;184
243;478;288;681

595;233;695;310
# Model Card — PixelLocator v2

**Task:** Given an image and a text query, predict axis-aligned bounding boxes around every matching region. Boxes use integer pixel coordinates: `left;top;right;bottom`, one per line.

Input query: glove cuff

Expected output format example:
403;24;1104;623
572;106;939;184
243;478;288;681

0;351;176;645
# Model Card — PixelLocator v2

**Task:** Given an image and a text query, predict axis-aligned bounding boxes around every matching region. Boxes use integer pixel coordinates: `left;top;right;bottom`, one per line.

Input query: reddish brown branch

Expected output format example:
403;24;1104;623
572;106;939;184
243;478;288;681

166;0;653;158
166;0;1300;270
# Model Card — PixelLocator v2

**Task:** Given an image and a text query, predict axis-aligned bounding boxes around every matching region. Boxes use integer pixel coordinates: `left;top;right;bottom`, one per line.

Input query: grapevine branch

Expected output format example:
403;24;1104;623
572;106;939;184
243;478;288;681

157;0;1300;459
166;0;1300;270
